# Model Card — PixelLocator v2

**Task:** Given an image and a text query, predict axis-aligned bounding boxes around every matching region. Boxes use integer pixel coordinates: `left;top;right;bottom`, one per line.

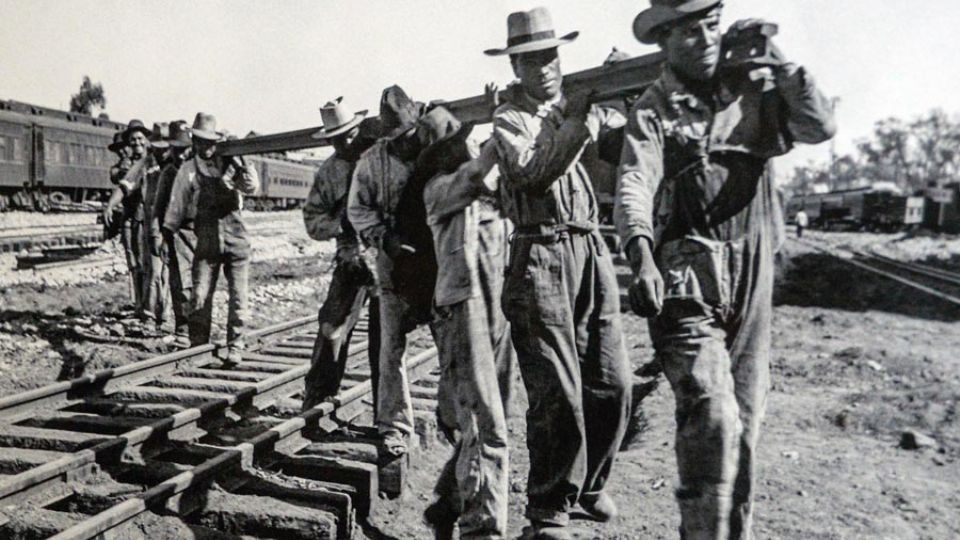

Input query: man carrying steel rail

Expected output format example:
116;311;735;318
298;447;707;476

154;120;194;347
301;97;380;411
484;7;633;539
618;1;836;537
347;85;430;457
164;113;260;366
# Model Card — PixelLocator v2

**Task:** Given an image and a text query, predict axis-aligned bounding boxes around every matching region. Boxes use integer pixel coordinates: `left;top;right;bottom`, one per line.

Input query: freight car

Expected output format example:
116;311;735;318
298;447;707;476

0;100;125;210
786;186;924;231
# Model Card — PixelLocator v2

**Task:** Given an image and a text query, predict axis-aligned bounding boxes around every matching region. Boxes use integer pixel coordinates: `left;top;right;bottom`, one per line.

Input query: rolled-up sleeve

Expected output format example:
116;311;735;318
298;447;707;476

615;107;664;248
424;169;479;227
493;107;590;193
118;157;145;196
776;63;837;145
347;153;386;247
234;162;260;196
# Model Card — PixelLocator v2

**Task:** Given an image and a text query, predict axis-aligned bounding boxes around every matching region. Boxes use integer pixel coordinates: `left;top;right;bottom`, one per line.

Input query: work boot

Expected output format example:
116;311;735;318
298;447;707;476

221;346;244;368
520;522;572;540
578;492;618;522
423;500;458;540
380;429;408;457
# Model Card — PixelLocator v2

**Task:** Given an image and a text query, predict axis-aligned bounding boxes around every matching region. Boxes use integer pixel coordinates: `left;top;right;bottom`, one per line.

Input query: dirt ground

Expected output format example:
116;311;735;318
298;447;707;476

1;217;958;539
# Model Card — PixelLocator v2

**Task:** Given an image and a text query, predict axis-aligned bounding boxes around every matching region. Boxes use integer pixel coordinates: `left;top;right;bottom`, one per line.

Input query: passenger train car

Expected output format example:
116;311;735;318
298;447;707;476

0;100;316;211
786;186;925;231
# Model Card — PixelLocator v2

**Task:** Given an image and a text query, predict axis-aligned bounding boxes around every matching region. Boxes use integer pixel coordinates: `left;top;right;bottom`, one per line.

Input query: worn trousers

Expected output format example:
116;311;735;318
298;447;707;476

140;229;168;326
651;233;773;540
304;259;381;411
121;219;144;312
502;230;632;526
432;284;514;537
164;228;196;337
189;248;250;347
376;288;437;436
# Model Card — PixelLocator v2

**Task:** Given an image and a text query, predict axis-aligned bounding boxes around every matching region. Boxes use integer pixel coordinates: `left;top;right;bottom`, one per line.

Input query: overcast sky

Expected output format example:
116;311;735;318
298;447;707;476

2;0;958;178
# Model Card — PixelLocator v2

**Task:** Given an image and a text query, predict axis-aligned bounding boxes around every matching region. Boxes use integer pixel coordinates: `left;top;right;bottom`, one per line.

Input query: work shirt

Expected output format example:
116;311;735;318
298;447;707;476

796;210;809;228
347;139;415;289
424;162;508;307
153;155;188;232
616;64;835;249
118;155;162;229
492;90;625;230
302;156;360;259
163;156;259;235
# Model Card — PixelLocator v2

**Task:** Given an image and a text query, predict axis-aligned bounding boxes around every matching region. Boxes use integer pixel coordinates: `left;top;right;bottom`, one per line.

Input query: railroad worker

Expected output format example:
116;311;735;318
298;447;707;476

347;85;427;457
795;209;808;238
154;120;194;346
301;98;380;411
104;119;152;318
619;2;836;537
484;7;633;538
164;112;260;365
418;107;513;540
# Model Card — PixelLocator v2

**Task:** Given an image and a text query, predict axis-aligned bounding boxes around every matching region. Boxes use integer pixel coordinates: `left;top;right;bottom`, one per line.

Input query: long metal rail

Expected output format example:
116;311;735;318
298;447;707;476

218;52;665;157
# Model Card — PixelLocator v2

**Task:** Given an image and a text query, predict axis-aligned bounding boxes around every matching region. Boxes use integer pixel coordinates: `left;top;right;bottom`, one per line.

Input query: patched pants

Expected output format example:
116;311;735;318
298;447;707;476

189;234;251;348
376;288;436;436
304;259;380;411
432;294;510;539
651;233;773;540
165;228;196;337
502;230;632;526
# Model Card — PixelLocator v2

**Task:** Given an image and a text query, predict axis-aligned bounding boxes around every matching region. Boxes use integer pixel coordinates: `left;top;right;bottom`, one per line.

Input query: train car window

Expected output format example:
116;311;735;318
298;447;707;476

13;137;24;162
0;136;7;161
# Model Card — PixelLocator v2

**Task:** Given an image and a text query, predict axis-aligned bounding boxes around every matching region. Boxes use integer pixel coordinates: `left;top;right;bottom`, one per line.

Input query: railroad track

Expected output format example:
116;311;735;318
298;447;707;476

0;225;103;254
0;315;440;539
797;238;960;306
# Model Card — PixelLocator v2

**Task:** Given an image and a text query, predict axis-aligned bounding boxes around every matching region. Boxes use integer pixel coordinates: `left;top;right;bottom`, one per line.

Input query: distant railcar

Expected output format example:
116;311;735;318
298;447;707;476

787;186;925;231
0;100;125;210
244;154;315;211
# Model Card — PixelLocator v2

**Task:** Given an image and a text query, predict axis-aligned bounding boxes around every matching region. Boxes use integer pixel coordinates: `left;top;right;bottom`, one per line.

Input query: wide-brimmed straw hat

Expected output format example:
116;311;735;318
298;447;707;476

415;106;475;177
633;0;722;45
379;85;421;140
484;6;579;56
311;97;368;140
108;132;125;153
167;120;192;148
122;119;152;143
191;112;222;141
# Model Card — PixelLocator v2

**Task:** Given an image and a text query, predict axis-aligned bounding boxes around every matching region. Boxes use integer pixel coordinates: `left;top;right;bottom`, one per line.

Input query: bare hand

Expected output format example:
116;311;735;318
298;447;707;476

626;238;664;318
102;204;115;228
484;82;501;113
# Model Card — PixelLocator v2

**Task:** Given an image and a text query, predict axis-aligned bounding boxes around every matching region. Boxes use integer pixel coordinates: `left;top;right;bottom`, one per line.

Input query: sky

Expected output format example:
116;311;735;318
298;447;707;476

2;0;959;180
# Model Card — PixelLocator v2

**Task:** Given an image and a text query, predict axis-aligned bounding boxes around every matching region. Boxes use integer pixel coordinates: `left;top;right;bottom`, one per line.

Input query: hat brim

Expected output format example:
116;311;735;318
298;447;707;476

484;30;579;56
311;111;368;140
108;142;125;152
191;129;222;141
168;139;192;149
151;141;170;150
418;122;476;165
122;125;152;143
633;0;722;44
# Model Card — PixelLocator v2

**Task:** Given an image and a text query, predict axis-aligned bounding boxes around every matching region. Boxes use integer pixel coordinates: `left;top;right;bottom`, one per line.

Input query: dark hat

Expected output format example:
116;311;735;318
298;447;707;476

108;132;125;153
484;6;579;56
633;0;723;44
191;112;221;141
150;122;170;150
312;97;368;140
379;85;420;140
415;106;475;177
167;120;192;148
122;119;152;143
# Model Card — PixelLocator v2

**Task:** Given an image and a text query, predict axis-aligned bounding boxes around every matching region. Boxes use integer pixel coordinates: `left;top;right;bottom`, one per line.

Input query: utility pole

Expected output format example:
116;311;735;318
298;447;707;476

829;96;841;190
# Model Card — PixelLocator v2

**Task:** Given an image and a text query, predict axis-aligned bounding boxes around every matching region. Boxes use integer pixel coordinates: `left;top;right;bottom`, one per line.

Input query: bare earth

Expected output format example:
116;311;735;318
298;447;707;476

1;215;958;539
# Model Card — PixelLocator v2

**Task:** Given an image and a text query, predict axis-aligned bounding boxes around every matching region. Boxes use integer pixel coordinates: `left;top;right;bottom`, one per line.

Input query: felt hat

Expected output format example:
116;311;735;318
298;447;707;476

167;120;192;148
122;119;152;143
311;97;368;140
191;112;222;141
150;122;170;149
415;106;475;177
108;132;125;152
379;85;420;139
484;6;579;56
633;0;722;45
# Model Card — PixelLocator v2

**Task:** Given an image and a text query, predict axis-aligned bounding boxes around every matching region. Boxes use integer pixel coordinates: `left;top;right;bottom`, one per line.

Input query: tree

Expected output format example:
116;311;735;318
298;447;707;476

69;76;106;116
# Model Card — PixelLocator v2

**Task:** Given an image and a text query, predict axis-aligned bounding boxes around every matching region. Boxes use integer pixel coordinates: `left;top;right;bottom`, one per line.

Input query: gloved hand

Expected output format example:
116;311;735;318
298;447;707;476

725;18;786;67
626;237;664;318
382;231;416;260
